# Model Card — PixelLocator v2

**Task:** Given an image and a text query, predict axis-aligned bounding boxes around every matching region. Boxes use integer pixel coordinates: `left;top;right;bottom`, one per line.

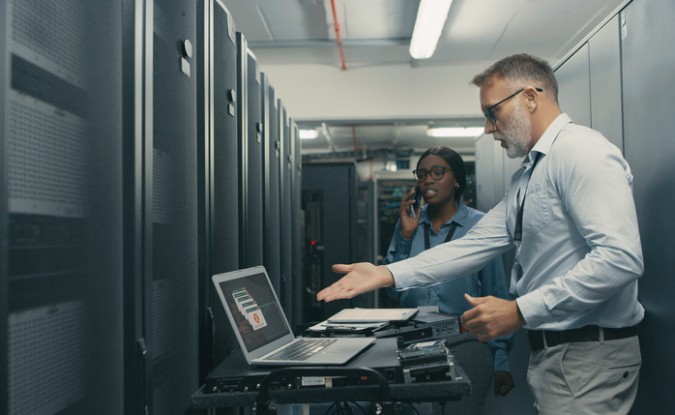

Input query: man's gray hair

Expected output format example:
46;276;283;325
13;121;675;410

471;53;559;101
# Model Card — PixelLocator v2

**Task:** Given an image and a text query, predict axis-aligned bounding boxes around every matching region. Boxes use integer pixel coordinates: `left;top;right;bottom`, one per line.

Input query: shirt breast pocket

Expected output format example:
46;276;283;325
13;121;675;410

523;182;552;234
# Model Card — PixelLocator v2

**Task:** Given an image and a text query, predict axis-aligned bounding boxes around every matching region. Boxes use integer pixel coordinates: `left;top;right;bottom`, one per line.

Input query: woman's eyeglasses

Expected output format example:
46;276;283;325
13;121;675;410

413;167;449;181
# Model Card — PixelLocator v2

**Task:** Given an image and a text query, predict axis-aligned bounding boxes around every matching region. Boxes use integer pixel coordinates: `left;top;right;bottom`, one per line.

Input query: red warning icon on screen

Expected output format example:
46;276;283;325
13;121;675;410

233;288;268;330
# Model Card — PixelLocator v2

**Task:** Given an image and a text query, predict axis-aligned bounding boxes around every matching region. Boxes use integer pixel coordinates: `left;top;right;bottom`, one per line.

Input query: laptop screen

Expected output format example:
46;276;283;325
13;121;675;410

215;269;292;353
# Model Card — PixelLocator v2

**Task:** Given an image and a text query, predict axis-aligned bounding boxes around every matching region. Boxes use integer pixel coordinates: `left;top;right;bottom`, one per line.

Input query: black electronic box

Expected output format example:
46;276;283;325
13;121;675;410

304;311;460;345
398;340;457;383
205;338;404;393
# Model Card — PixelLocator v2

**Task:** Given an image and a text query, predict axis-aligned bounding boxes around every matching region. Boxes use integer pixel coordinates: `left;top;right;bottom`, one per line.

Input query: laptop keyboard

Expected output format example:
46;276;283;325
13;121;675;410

263;338;338;361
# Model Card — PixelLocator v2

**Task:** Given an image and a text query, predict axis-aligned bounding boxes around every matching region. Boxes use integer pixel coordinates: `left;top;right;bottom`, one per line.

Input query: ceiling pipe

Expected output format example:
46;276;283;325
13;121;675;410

351;125;362;151
321;122;336;152
249;38;408;49
329;0;347;70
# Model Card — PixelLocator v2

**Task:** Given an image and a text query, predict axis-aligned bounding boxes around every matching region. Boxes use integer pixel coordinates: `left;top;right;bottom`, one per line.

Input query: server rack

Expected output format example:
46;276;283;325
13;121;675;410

278;104;294;326
262;76;282;296
236;34;264;269
0;1;6;407
197;0;240;378
1;2;299;414
124;1;147;412
356;181;375;265
2;1;127;414
302;163;366;321
146;1;200;413
291;122;305;325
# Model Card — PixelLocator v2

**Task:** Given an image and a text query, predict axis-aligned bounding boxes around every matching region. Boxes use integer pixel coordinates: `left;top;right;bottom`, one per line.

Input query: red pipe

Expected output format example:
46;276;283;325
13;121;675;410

330;0;347;70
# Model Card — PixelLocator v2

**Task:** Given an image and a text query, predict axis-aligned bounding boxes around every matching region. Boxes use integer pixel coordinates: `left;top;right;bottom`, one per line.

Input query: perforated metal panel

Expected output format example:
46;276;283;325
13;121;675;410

291;123;305;324
150;0;199;413
243;52;263;267
235;34;264;269
301;163;358;321
9;302;87;414
210;1;239;277
278;105;294;323
262;80;282;296
3;1;124;414
198;0;240;371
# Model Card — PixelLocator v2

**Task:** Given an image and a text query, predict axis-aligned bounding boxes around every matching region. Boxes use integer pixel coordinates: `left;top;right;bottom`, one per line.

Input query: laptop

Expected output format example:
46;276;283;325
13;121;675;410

212;266;375;366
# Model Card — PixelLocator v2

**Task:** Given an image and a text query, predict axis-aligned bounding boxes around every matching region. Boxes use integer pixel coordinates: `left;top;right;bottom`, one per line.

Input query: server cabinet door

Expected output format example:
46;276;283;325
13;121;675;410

197;0;240;375
3;1;125;414
262;80;282;296
149;0;199;413
244;52;263;267
235;34;264;269
278;105;294;324
302;163;359;321
291;123;305;325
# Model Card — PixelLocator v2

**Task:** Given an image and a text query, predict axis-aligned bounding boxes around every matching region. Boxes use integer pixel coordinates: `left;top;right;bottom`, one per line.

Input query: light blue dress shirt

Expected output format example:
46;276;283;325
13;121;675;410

383;203;513;372
386;113;644;331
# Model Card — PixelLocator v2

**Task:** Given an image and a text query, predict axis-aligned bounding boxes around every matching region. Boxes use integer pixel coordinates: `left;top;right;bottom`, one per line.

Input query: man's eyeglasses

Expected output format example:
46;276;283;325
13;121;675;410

483;87;543;125
413;166;449;181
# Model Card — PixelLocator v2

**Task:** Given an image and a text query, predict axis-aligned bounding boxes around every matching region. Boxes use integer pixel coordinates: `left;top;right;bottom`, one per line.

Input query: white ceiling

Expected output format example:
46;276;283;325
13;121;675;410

221;0;628;159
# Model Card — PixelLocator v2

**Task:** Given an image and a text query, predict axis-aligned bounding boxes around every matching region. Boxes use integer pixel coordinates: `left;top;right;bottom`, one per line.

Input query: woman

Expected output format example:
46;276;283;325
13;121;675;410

383;145;514;414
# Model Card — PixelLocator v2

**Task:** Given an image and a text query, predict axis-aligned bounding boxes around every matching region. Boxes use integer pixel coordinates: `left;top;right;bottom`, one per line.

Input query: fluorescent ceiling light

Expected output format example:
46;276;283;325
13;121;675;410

409;0;453;60
427;126;484;138
299;129;319;140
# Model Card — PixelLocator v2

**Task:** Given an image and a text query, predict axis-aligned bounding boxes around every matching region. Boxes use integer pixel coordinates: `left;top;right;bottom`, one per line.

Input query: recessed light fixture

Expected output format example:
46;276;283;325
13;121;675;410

299;129;319;140
409;0;454;60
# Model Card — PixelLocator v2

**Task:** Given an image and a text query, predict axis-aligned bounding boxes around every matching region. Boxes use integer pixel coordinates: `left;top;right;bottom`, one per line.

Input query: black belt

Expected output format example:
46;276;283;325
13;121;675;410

527;325;637;352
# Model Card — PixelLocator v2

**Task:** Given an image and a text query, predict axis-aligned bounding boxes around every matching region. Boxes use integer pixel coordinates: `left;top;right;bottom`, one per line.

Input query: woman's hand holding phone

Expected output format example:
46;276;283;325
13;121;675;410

399;187;421;239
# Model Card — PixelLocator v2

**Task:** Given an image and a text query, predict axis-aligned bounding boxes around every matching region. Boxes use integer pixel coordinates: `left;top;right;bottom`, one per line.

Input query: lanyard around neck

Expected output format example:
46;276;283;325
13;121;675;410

423;221;458;250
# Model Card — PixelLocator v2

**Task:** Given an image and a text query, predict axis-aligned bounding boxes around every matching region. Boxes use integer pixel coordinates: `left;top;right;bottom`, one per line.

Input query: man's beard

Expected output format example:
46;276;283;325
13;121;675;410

496;103;532;158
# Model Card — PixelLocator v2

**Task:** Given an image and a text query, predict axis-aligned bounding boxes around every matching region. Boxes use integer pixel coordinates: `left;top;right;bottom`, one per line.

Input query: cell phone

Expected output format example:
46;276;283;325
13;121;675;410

407;187;422;219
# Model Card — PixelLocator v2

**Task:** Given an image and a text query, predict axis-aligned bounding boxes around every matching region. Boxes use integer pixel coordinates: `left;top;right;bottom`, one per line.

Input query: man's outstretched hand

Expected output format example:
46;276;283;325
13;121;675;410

316;263;395;302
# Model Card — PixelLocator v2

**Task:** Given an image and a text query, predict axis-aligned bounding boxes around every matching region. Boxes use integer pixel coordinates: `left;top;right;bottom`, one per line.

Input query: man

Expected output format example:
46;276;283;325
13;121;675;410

317;54;643;414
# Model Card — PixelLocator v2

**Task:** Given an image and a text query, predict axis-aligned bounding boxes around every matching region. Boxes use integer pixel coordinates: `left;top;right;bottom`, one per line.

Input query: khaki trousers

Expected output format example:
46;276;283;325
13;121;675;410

527;335;641;414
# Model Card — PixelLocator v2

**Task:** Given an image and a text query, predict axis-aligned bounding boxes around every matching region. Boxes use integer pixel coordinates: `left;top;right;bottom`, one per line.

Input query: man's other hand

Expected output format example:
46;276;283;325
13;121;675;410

461;294;524;341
